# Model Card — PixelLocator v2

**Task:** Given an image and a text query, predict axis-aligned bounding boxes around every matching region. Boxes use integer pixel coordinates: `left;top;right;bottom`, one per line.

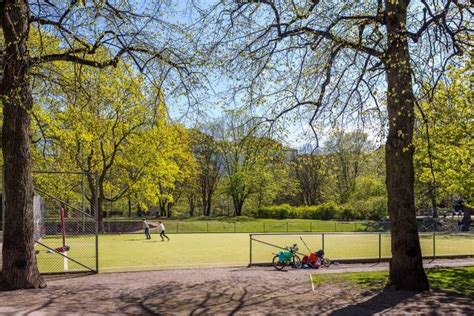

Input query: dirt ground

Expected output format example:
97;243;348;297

0;259;473;315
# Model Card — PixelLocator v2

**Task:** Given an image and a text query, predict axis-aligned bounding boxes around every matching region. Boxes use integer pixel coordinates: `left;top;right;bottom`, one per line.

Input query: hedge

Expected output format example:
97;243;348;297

254;200;387;220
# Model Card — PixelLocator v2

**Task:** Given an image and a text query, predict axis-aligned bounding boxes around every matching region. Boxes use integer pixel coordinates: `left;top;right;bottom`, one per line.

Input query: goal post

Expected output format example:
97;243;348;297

32;170;99;274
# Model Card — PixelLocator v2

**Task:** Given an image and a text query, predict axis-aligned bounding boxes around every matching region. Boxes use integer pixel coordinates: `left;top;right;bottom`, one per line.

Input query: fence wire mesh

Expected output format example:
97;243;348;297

33;171;98;274
249;232;474;266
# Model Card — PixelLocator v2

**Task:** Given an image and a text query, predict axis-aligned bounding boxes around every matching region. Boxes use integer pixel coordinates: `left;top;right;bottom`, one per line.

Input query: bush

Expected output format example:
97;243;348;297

351;196;387;220
255;202;341;220
299;202;339;220
254;198;387;221
337;206;360;220
254;204;294;219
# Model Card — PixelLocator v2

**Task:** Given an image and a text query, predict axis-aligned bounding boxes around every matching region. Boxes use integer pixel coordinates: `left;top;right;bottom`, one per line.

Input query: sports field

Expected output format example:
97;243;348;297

35;232;474;273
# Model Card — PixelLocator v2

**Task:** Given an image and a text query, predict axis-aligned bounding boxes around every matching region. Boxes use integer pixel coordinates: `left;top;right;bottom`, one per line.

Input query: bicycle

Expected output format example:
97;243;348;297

299;237;331;268
273;244;302;270
315;250;331;267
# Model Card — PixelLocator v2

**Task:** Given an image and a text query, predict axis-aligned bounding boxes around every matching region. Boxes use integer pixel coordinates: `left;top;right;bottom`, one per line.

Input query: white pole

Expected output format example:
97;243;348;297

64;251;69;271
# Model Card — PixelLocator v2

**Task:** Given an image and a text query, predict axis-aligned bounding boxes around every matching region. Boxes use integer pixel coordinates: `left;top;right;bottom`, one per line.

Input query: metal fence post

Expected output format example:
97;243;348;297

95;172;99;274
378;233;381;262
433;232;436;260
249;234;253;267
322;233;325;252
287;222;289;232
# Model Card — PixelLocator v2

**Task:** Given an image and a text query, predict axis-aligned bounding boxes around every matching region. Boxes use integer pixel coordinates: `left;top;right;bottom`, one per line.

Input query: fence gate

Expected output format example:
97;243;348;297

33;171;99;274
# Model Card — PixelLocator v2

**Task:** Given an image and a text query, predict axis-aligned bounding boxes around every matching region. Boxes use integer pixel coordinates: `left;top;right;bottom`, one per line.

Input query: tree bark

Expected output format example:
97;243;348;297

0;0;45;290
233;197;243;216
205;192;212;216
384;0;429;291
188;195;195;217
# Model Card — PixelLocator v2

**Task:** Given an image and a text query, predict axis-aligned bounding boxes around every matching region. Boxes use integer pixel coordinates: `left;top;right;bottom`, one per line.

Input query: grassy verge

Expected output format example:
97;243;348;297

311;267;474;297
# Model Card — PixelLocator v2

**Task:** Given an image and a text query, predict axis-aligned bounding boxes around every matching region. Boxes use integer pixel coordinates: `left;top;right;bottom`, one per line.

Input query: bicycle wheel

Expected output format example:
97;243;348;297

322;257;331;267
273;255;286;270
292;255;302;268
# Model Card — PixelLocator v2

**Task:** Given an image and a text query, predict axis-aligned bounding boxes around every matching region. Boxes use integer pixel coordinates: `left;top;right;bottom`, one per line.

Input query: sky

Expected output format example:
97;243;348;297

133;0;388;150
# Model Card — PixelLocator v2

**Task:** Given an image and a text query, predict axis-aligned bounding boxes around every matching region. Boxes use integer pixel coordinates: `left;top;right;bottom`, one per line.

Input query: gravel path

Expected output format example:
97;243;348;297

0;258;473;315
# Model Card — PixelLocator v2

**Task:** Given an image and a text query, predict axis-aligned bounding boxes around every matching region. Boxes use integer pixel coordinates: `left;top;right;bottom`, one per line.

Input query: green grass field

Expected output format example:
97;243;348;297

35;232;474;273
311;267;474;297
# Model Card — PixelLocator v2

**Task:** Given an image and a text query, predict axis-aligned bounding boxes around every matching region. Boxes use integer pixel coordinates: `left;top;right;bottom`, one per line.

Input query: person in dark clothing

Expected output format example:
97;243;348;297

158;221;170;241
143;218;151;239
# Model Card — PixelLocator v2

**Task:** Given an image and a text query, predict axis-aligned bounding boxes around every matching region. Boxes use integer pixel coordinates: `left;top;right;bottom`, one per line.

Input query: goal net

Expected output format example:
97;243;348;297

33;171;98;274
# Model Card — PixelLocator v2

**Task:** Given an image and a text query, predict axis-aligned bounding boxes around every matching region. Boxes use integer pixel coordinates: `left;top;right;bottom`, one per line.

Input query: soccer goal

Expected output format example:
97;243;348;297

33;171;99;274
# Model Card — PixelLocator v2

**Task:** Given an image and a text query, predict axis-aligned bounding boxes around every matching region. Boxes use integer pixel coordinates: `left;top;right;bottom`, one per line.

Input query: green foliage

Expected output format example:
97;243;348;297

346;176;388;220
218;115;298;215
29;32;197;215
414;60;474;205
299;202;340;220
253;204;296;219
349;196;387;220
255;202;346;220
324;130;371;204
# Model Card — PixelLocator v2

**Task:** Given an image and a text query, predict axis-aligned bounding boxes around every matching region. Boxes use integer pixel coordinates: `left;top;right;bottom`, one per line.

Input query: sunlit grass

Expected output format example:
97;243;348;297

311;267;474;297
35;233;474;273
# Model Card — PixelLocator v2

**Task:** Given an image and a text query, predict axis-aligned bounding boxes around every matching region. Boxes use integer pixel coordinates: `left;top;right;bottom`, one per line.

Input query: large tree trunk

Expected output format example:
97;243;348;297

233;197;243;216
201;184;213;216
205;192;212;216
201;190;208;216
188;195;195;217
0;0;45;290
384;0;429;291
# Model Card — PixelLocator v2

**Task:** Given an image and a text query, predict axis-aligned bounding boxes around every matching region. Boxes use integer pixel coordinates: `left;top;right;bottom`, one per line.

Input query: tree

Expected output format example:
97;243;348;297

33;58;154;226
292;153;327;206
414;60;473;208
202;0;470;290
0;1;196;290
217;114;291;216
324;130;370;204
190;129;222;216
154;125;197;218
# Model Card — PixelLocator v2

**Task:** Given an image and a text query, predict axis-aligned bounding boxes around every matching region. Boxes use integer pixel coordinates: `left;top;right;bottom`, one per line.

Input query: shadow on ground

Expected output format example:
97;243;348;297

328;289;473;316
0;268;473;315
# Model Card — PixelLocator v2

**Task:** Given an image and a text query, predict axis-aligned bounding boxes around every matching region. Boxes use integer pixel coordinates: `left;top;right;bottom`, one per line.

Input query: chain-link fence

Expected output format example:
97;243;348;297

33;171;98;274
100;219;373;234
248;232;474;266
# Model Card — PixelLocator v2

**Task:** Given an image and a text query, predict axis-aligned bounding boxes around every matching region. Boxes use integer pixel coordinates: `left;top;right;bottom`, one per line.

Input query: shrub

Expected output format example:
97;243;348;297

351;196;387;220
254;199;386;221
337;205;359;220
256;203;339;220
254;204;293;219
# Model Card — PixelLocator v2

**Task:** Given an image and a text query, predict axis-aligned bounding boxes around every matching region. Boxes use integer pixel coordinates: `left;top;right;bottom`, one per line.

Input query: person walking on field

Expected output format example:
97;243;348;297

158;221;170;241
143;218;151;240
